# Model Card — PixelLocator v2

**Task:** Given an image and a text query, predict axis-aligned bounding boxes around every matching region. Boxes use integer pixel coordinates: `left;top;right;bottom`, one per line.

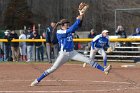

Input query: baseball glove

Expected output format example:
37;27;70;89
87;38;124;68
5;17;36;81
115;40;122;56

78;2;89;15
106;47;113;53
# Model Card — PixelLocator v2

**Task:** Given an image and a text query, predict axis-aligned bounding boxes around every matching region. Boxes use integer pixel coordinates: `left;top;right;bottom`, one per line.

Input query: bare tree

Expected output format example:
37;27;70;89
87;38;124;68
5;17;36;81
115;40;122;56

4;0;33;30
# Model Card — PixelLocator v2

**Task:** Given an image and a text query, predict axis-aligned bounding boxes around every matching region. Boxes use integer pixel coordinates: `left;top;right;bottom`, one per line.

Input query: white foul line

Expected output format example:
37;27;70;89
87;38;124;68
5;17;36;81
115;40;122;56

0;87;140;93
0;79;131;84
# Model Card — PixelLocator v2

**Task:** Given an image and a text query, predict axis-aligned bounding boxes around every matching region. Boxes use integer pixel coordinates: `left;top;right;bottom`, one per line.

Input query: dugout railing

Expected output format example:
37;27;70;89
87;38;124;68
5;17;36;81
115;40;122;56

0;36;140;62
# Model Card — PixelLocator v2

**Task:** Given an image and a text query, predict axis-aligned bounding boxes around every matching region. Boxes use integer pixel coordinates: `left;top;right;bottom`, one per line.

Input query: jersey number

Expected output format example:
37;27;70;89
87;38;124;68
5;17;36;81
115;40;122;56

67;36;72;41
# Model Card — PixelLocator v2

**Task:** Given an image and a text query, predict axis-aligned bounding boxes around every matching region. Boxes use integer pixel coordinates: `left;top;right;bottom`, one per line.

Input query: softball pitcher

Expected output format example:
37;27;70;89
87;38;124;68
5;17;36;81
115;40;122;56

30;3;111;86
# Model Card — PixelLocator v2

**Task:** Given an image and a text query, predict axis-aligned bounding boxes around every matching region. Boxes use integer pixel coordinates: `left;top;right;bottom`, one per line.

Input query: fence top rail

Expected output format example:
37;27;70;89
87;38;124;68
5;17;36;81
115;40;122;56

0;37;140;42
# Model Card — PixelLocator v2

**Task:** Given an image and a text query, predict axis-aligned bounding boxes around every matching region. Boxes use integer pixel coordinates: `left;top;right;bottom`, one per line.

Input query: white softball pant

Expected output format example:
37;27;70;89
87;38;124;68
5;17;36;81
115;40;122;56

90;47;107;66
45;50;94;74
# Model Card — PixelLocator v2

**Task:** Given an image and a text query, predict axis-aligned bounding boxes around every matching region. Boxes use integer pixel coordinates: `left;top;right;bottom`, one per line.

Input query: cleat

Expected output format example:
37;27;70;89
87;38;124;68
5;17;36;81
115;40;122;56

105;71;109;75
104;64;112;75
30;79;39;86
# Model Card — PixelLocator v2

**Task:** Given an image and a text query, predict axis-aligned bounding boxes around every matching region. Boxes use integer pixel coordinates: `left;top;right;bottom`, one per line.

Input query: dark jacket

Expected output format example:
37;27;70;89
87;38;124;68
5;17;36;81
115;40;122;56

115;30;127;38
0;48;4;55
46;26;58;44
9;33;19;47
31;34;42;46
3;35;11;46
88;33;96;38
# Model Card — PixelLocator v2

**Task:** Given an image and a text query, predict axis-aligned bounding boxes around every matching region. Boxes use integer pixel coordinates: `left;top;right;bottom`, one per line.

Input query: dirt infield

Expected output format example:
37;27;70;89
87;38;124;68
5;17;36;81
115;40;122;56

0;62;140;93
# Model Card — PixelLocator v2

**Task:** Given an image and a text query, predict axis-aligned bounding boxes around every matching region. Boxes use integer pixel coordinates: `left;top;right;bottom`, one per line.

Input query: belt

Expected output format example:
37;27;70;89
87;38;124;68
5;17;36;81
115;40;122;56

62;49;73;52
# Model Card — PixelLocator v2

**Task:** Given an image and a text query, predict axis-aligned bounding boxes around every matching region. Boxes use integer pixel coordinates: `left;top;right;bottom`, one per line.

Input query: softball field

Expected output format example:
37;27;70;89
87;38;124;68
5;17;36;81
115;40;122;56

0;62;140;93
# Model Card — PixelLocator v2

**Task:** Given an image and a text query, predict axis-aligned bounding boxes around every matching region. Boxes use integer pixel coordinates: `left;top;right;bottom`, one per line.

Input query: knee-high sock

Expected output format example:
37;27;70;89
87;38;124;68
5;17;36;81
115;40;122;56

90;61;104;71
103;59;107;67
37;72;49;82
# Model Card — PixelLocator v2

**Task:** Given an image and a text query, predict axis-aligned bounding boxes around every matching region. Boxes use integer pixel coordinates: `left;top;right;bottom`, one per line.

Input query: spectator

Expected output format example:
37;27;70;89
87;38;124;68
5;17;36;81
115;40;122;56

51;25;59;60
9;30;19;62
132;28;140;36
41;32;47;60
87;29;96;49
115;25;127;46
88;29;96;38
0;45;4;62
3;30;12;61
45;21;58;63
26;28;34;62
19;30;27;61
115;25;127;38
42;32;46;45
31;32;44;61
72;32;79;50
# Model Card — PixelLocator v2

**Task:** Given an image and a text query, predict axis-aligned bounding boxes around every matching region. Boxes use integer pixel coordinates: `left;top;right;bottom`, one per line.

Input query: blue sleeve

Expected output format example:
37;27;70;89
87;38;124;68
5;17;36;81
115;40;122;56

66;19;81;33
91;35;100;49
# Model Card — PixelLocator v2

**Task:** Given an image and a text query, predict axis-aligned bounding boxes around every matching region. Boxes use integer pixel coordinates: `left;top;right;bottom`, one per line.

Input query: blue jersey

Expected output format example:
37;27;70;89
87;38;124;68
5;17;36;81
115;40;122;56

57;19;81;52
91;34;109;49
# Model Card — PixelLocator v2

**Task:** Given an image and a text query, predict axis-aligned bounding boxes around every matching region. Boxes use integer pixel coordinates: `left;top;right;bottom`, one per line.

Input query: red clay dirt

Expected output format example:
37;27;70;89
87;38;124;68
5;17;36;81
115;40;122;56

0;62;140;93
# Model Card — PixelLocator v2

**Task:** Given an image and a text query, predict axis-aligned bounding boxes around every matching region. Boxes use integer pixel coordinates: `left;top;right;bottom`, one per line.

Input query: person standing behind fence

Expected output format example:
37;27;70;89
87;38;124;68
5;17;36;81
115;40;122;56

115;25;127;38
0;45;4;62
41;32;47;59
87;29;96;49
3;30;12;61
45;22;58;63
72;32;79;50
26;28;34;62
19;30;26;61
31;32;44;61
132;28;140;36
115;25;131;47
88;29;96;38
9;30;19;62
115;25;127;46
